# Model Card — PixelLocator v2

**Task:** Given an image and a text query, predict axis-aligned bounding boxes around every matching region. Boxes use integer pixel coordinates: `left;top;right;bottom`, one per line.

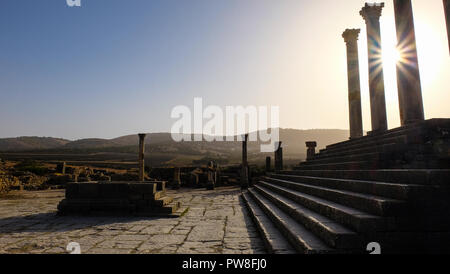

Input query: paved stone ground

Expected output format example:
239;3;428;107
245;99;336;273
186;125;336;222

0;187;266;254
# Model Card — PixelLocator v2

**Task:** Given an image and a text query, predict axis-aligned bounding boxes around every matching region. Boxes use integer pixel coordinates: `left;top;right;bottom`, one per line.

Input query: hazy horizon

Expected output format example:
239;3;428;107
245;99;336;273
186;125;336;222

1;0;449;140
0;127;350;141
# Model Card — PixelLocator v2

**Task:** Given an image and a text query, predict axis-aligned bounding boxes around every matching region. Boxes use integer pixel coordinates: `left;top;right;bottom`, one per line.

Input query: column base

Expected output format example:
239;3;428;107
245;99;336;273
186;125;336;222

349;135;364;140
403;119;425;126
206;181;215;190
368;129;387;136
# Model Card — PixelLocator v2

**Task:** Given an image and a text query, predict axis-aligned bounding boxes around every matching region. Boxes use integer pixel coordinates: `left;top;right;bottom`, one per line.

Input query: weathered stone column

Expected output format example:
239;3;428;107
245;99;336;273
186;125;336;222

241;134;249;189
206;161;215;190
266;156;271;172
360;3;388;134
138;133;146;182
172;167;181;189
342;29;364;139
393;0;425;125
274;142;283;172
444;0;450;53
57;162;67;175
242;134;248;167
306;141;317;160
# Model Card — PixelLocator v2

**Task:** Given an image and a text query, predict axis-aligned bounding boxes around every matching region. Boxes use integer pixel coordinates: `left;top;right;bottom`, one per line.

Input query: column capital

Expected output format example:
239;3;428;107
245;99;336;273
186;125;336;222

342;29;361;43
360;3;385;21
305;141;317;149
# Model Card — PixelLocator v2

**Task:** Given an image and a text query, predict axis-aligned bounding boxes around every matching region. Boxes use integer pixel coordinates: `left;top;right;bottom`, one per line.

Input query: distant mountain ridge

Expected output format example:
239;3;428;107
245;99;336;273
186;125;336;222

0;137;71;152
0;129;350;156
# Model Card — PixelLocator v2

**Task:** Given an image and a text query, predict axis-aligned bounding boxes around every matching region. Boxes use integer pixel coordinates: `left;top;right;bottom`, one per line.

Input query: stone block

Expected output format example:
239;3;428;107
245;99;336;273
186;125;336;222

136;199;150;210
78;183;100;199
58;181;180;217
144;193;157;201
99;183;121;198
66;183;79;199
129;182;156;194
128;194;144;201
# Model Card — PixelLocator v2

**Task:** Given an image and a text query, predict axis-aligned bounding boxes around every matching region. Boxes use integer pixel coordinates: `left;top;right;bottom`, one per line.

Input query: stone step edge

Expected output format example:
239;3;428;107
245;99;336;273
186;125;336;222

241;191;297;254
248;188;335;254
254;184;362;250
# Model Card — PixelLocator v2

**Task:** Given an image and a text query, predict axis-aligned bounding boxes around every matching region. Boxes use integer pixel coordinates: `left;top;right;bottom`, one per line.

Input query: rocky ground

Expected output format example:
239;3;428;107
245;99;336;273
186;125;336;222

0;186;266;254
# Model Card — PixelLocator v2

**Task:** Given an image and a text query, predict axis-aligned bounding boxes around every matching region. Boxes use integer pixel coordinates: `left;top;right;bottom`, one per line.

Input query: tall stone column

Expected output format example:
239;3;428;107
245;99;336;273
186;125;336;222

173;167;181;189
241;134;249;189
444;0;450;53
274;142;283;172
393;0;425;125
360;3;388;134
206;161;216;190
138;133;146;182
265;156;271;172
342;29;364;139
242;134;248;167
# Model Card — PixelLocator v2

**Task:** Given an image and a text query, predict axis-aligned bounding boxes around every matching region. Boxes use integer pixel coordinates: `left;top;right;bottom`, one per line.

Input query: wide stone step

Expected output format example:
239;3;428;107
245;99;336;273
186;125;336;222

269;174;429;200
325;123;424;151
241;192;296;254
261;177;405;216
253;184;361;250
247;188;335;254
279;169;450;186
322;135;408;156
325;119;449;153
257;181;386;233
294;161;373;171
316;143;402;160
301;152;388;166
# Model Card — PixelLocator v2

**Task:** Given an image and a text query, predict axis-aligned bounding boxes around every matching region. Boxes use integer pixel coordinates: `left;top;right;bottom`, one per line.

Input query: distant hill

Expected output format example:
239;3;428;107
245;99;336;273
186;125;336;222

0;137;71;152
63;138;123;149
0;129;349;156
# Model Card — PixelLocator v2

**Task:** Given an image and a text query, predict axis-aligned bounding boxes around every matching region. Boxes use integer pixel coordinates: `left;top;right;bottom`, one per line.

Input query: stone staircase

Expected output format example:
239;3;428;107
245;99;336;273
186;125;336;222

242;119;450;254
300;119;450;170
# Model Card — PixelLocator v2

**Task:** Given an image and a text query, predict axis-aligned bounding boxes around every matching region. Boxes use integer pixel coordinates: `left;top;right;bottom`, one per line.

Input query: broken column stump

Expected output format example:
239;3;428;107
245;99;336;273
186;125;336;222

171;168;182;190
206;161;217;190
57;181;182;218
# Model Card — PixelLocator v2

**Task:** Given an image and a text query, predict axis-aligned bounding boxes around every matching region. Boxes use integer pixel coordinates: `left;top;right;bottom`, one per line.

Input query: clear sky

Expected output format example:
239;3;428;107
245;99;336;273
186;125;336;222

1;0;449;140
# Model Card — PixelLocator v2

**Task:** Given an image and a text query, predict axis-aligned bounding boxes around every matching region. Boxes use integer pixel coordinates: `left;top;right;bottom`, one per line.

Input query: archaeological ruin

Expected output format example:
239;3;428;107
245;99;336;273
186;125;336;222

57;134;183;217
242;0;450;254
2;0;450;256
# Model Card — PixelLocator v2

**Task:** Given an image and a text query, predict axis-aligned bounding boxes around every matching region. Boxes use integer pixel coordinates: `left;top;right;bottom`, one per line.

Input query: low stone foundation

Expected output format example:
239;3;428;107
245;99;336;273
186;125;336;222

57;181;181;217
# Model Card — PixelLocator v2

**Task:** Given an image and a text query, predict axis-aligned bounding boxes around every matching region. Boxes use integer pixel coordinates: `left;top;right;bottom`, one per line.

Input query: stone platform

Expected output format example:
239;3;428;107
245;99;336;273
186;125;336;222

58;181;181;217
0;187;265;254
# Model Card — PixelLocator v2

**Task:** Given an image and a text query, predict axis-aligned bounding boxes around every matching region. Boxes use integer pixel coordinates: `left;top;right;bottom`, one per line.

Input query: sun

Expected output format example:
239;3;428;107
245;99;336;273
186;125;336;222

382;46;402;66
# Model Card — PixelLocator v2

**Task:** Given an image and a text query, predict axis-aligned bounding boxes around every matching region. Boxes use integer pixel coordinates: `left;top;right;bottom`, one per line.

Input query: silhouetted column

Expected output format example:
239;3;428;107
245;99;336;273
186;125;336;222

206;161;216;190
393;0;425;125
138;133;146;182
173;167;181;189
342;29;364;139
241;134;249;189
360;3;388;134
274;142;283;172
444;0;450;53
57;162;67;175
306;142;317;160
242;134;248;167
266;156;271;172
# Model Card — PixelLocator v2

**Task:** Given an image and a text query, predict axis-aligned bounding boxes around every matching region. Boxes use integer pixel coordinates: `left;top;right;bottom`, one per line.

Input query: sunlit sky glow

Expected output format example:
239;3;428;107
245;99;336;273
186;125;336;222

0;0;449;140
